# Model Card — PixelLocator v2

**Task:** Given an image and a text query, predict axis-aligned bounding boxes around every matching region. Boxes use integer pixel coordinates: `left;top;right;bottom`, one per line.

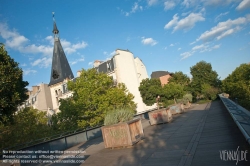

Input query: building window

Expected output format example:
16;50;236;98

62;84;68;94
58;89;62;96
107;61;111;72
56;97;59;106
32;97;36;104
52;70;59;79
55;90;58;96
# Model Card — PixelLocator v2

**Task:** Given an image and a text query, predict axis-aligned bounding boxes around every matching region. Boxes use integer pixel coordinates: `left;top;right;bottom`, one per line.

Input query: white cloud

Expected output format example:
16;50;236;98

182;0;197;8
203;0;237;6
131;2;139;13
20;63;27;67
148;0;158;6
178;48;181;50
164;1;176;10
164;13;205;32
141;37;158;46
216;27;241;40
192;44;207;51
0;23;28;48
181;43;221;60
109;51;116;56
20;44;53;56
122;2;143;17
164;14;179;29
212;44;221;49
182;0;238;8
180;51;193;60
70;56;85;65
31;57;52;68
170;43;174;46
215;12;229;22
197;15;250;42
23;69;37;75
88;62;93;66
236;0;250;10
0;23;88;56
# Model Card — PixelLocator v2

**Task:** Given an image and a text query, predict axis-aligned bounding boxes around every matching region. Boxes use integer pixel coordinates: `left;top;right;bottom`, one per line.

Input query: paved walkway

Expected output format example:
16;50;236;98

46;101;250;166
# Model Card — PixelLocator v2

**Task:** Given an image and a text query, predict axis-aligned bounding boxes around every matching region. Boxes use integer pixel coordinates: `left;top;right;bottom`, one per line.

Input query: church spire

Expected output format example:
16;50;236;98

52;12;59;37
49;13;74;86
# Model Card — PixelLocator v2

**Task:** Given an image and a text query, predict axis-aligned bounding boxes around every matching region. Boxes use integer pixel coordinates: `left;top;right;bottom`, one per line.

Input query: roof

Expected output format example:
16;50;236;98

151;71;172;78
49;21;74;86
52;22;59;34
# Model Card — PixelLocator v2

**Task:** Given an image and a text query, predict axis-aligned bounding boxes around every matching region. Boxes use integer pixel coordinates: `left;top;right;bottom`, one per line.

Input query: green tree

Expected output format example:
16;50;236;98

139;78;162;106
222;63;250;110
162;83;185;104
201;83;219;100
0;44;29;124
190;61;220;97
53;68;136;130
168;71;190;86
0;107;51;150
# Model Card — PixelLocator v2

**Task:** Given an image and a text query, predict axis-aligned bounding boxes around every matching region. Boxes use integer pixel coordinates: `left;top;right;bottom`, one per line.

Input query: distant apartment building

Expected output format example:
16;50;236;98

92;49;156;114
18;83;53;113
151;71;173;86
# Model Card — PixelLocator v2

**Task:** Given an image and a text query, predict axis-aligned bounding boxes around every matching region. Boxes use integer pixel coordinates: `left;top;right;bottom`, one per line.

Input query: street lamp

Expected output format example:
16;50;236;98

156;95;160;110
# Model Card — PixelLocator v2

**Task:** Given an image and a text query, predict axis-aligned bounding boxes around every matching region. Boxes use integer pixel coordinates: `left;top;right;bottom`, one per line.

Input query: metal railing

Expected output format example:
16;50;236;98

219;94;250;145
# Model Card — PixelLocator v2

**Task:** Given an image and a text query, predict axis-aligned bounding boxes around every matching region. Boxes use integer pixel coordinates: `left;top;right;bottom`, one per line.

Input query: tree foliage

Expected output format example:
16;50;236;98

0;107;51;150
52;68;136;130
201;84;219;100
168;71;190;86
139;78;162;106
190;61;220;98
162;83;185;104
222;63;250;110
0;44;29;124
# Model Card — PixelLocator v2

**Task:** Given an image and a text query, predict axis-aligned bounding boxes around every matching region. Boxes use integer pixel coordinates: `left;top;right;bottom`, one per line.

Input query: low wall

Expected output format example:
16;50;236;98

219;94;250;145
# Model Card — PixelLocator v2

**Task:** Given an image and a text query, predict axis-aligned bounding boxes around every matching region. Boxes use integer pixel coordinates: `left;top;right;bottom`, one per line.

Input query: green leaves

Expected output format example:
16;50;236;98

0;44;29;124
189;61;220;98
222;63;250;110
139;78;162;106
0;107;52;150
169;71;190;86
54;68;136;130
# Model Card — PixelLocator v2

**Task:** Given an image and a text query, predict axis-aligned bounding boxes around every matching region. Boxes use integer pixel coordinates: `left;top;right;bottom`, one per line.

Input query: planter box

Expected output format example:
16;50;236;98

101;118;144;148
148;108;172;125
169;104;184;115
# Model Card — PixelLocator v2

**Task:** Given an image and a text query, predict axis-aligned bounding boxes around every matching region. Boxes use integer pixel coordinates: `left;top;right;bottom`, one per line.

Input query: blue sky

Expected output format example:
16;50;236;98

1;0;250;90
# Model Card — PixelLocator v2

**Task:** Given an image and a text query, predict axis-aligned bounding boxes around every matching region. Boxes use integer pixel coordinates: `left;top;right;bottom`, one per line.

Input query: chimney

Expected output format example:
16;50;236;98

77;70;82;77
32;86;40;95
94;60;102;68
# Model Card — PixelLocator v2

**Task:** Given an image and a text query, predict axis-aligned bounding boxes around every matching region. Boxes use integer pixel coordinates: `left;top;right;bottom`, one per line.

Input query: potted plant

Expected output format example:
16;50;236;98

101;107;144;149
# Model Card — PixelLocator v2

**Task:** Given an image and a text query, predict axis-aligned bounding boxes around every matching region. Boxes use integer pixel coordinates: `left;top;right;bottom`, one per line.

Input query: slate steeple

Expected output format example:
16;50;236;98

49;13;74;86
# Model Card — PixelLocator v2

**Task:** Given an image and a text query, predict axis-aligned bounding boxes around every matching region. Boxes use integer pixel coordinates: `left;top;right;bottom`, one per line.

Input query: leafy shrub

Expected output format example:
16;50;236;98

183;93;193;104
162;100;175;108
104;107;135;126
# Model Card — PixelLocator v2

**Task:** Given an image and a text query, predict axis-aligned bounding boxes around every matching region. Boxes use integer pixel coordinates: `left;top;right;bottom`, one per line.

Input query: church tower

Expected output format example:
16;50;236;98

49;13;74;113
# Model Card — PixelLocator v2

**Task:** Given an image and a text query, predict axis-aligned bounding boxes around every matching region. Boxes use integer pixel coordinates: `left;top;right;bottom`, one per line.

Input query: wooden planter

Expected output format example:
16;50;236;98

101;118;144;148
148;108;172;125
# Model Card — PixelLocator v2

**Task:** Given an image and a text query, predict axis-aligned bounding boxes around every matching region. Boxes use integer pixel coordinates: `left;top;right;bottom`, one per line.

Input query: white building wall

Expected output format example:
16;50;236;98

134;57;149;83
134;57;157;111
113;49;146;114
